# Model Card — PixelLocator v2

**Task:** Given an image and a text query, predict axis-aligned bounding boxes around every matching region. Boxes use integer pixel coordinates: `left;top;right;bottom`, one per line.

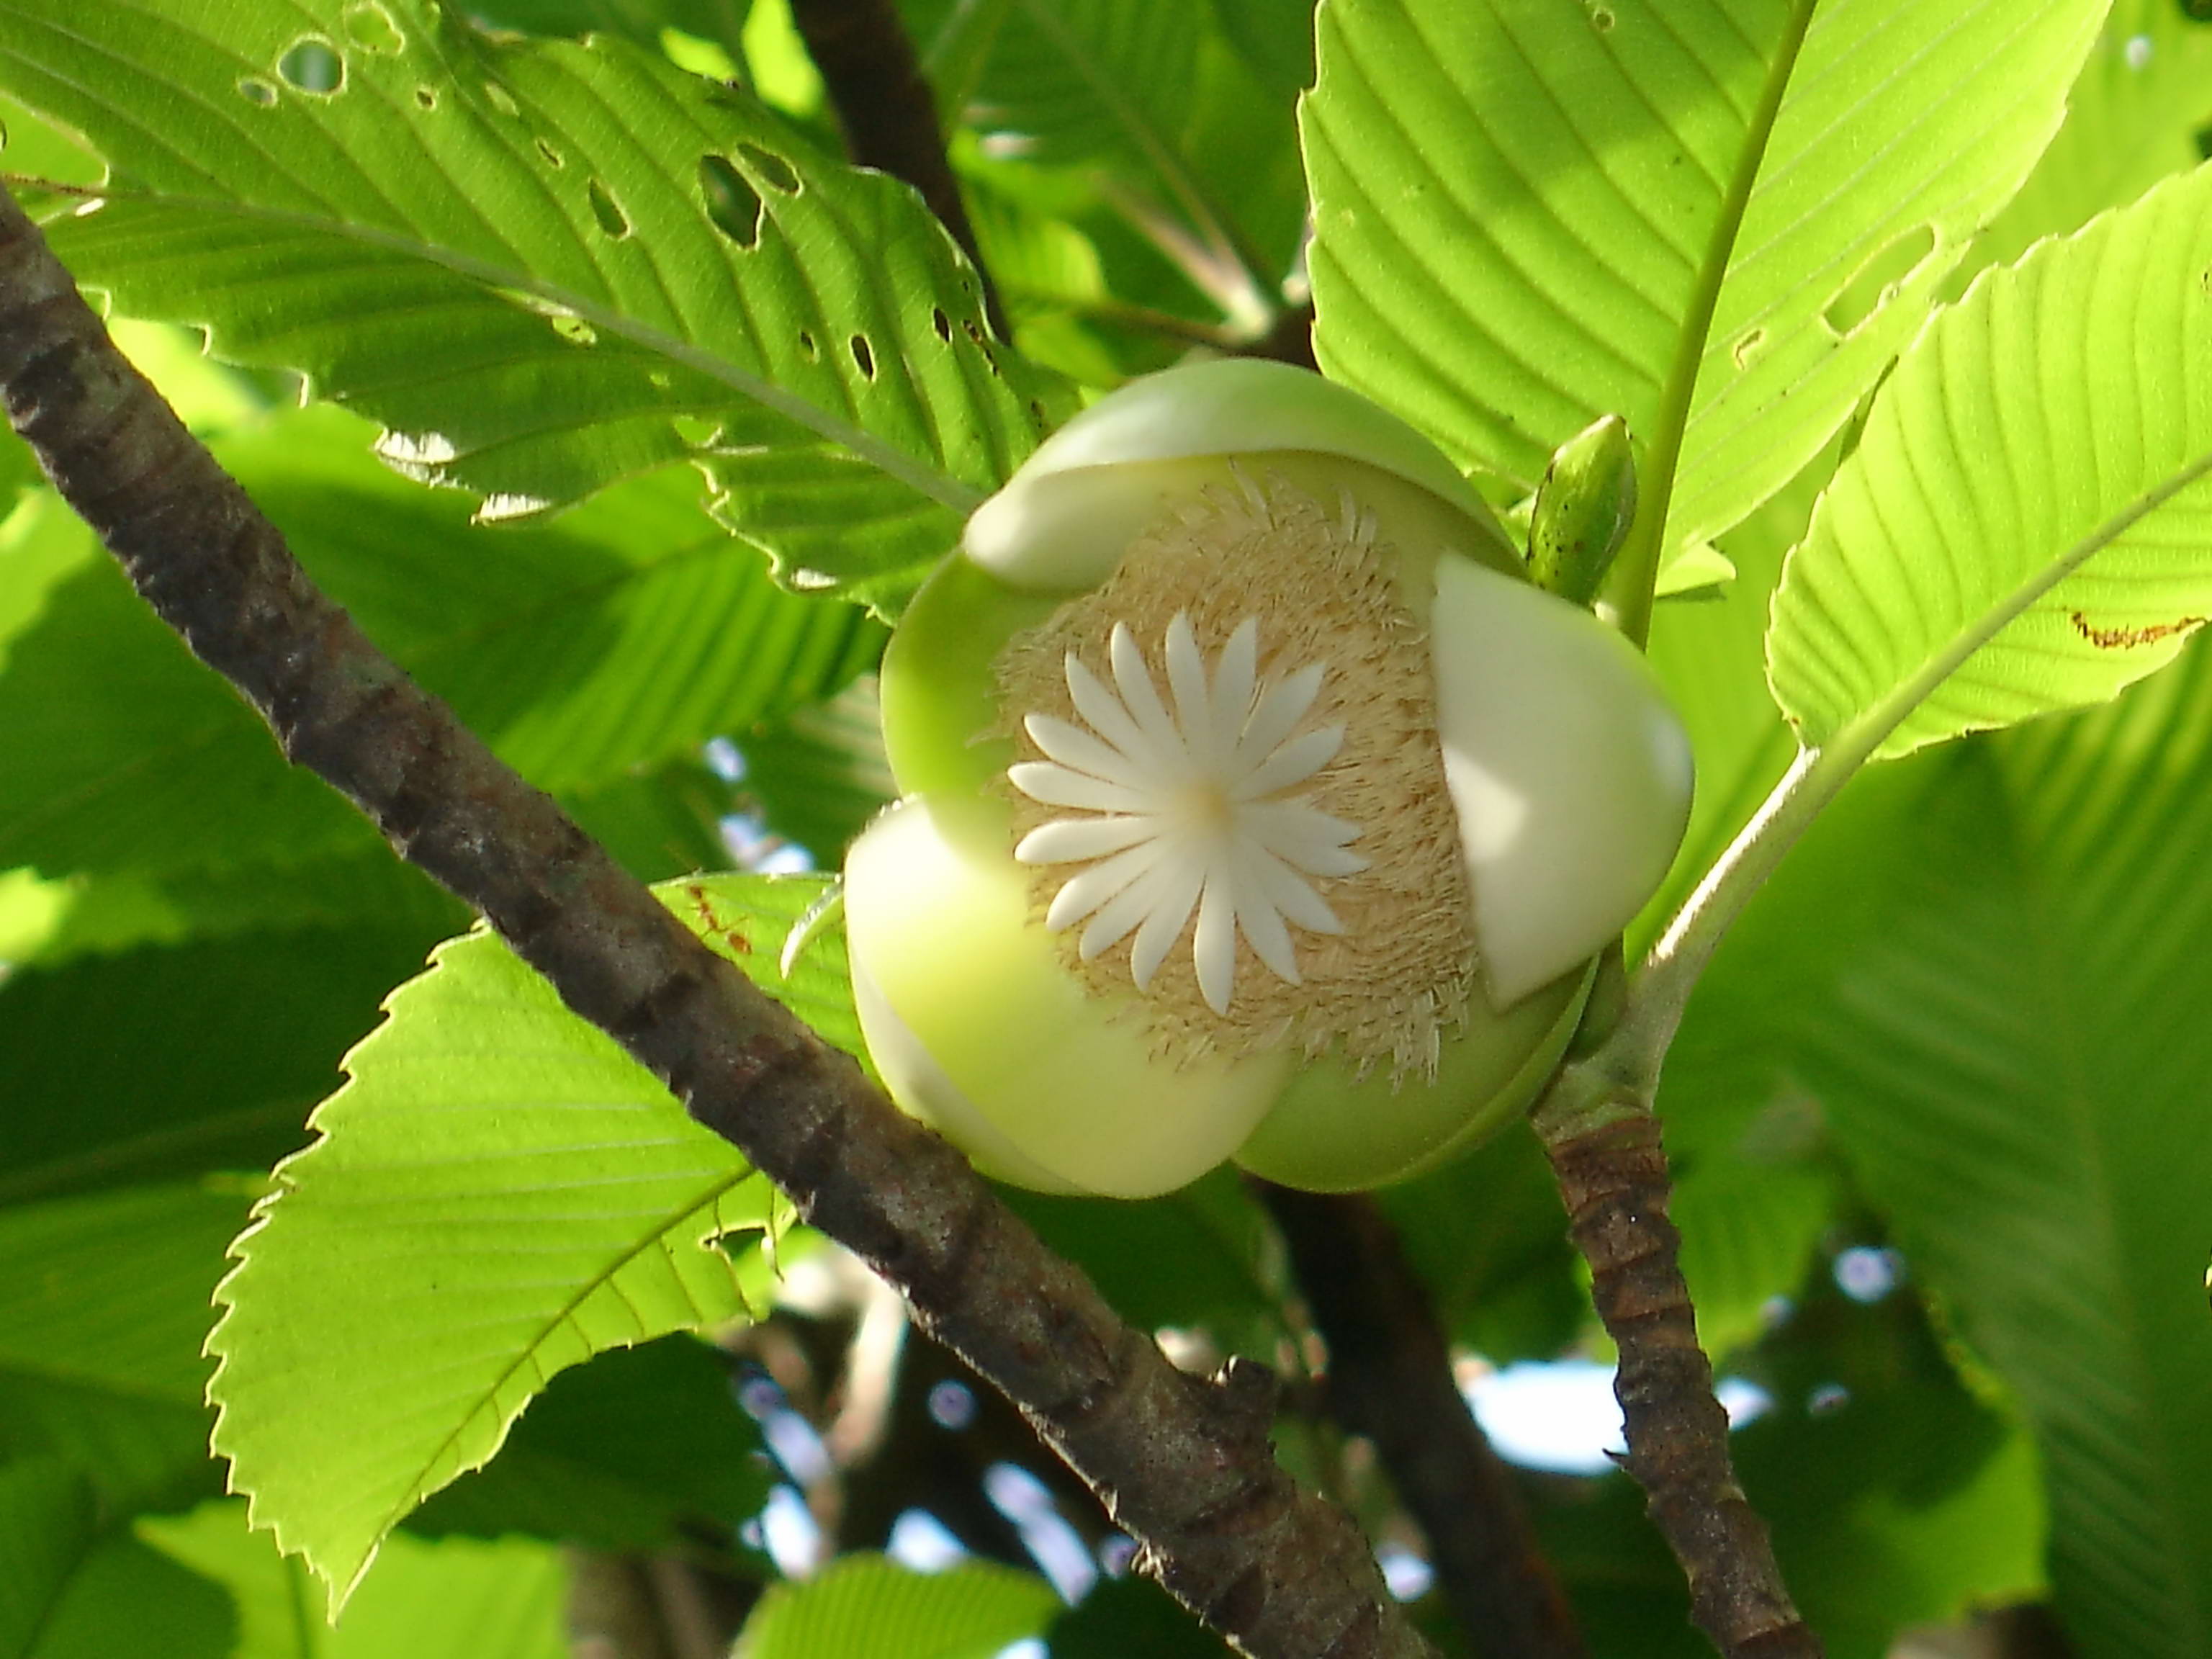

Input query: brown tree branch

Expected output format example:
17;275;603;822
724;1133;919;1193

0;187;1429;1659
1531;1041;1821;1659
787;0;1007;339
1256;1184;1586;1659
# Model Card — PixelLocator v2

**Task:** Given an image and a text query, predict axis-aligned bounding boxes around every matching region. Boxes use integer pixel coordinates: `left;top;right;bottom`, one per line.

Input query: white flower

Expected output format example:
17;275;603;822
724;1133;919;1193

1007;612;1369;1017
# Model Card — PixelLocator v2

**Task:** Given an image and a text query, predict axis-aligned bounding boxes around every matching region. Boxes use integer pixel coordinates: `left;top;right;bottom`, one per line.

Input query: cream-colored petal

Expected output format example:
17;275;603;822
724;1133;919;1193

1192;875;1238;1015
1107;621;1185;773
1234;876;1303;986
1129;857;1207;990
1064;652;1154;763
1044;841;1158;930
1015;814;1158;865
1163;613;1217;771
1023;713;1146;786
1236;662;1325;766
1208;618;1260;758
1244;845;1344;935
1429;556;1694;1004
1232;723;1345;799
1007;761;1146;814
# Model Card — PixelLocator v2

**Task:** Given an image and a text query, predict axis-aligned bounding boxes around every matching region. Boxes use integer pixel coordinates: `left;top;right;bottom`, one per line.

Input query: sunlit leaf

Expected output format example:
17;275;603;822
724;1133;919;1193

734;1553;1058;1659
0;0;1065;608
1677;641;2212;1658
1303;0;2100;586
206;874;853;1608
1969;0;2212;274
0;1186;245;1512
1769;159;2212;758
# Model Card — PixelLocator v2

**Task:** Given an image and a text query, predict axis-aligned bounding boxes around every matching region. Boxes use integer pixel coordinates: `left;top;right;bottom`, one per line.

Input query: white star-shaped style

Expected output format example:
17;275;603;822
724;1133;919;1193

1007;613;1370;1016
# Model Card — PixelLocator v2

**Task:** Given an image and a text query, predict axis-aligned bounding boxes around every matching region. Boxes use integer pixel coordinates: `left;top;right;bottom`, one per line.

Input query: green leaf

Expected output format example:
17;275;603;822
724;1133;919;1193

1303;0;2101;585
0;1459;236;1659
1969;0;2212;275
734;1554;1058;1659
0;1185;247;1512
1687;643;2212;1658
1739;1280;2048;1658
1631;449;1812;954
1380;1124;1584;1364
911;0;1305;324
224;408;888;796
1768;159;2212;760
0;494;376;878
143;1499;570;1659
22;1530;238;1659
0;927;450;1206
0;405;881;879
1003;1166;1280;1344
1669;1152;1833;1364
205;874;853;1609
1048;1574;1229;1658
405;1335;773;1551
0;1460;98;1655
0;855;464;971
0;0;1066;608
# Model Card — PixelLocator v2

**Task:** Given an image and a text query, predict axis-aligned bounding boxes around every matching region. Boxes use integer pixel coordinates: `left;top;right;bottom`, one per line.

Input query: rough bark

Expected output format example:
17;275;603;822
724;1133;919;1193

1534;1100;1821;1659
1259;1184;1588;1659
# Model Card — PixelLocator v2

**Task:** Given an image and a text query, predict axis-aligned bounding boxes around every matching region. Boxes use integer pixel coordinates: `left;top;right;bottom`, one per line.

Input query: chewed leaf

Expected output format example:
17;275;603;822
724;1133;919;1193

205;873;855;1609
1768;160;2212;758
0;0;1071;610
1303;0;2101;586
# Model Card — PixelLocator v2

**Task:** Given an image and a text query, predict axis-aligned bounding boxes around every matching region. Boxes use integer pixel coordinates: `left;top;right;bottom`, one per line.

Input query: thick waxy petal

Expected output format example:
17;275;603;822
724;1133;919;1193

1429;558;1695;1004
844;799;1289;1198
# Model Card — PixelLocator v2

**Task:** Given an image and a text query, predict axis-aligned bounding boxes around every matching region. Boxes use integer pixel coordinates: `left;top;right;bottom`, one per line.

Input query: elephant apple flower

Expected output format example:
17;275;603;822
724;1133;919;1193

842;359;1692;1197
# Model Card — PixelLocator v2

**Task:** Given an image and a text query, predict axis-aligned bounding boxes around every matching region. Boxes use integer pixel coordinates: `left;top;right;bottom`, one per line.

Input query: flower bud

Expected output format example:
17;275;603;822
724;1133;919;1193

846;360;1691;1197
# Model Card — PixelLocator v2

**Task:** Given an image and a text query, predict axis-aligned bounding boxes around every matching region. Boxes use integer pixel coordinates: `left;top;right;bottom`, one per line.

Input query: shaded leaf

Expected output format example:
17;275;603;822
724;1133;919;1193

1675;639;2212;1658
407;1334;773;1551
1380;1123;1583;1364
1769;158;2212;758
206;875;854;1607
0;927;449;1207
1048;1573;1228;1657
0;1460;97;1655
0;405;878;879
0;1186;247;1513
0;0;1065;608
1303;0;2100;583
1003;1165;1279;1343
22;1530;236;1659
739;676;896;863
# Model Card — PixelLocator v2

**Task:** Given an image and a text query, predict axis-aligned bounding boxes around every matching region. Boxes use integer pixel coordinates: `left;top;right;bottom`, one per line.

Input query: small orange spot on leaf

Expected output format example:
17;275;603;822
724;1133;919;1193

2069;609;2207;649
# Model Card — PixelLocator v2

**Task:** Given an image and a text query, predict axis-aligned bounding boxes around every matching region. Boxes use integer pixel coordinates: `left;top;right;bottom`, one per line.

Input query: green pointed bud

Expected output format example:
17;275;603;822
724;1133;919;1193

848;362;1693;1197
1527;414;1637;607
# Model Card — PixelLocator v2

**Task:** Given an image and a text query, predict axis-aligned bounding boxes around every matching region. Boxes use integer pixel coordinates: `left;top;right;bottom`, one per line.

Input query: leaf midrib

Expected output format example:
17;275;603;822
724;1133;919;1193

1619;0;1822;645
368;1169;761;1596
1828;441;2212;765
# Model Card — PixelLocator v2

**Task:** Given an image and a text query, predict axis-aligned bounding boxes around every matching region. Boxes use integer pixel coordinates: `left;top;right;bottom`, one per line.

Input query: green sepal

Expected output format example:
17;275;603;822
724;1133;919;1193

1527;415;1638;607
